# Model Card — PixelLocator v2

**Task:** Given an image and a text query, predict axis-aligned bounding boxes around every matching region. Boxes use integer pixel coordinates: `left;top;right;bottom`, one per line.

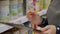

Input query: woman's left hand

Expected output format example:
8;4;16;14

40;25;56;34
34;25;56;34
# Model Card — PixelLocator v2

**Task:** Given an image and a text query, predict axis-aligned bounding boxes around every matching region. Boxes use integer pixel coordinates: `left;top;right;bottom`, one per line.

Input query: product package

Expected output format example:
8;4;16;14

9;0;18;20
33;0;43;13
26;0;34;13
43;0;51;9
18;0;24;17
0;0;10;21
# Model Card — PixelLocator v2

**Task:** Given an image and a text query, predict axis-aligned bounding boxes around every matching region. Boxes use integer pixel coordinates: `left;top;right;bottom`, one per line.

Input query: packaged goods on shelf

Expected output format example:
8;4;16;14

28;29;32;34
20;28;29;34
36;0;43;13
26;0;34;12
33;0;44;13
9;0;18;20
26;0;44;14
0;0;10;21
13;30;20;34
23;21;33;34
18;0;24;17
43;0;51;9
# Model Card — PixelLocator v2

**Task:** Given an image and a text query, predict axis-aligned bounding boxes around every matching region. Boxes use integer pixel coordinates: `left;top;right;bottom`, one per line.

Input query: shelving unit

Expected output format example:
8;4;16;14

0;24;13;33
0;0;51;34
0;9;47;33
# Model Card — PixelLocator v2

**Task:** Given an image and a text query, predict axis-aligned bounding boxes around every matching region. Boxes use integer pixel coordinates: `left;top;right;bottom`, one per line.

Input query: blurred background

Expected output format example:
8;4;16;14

0;0;51;34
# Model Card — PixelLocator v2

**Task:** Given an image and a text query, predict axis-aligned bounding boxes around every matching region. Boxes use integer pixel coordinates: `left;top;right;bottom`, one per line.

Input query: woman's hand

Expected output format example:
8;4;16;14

34;25;56;34
27;10;42;25
41;25;56;34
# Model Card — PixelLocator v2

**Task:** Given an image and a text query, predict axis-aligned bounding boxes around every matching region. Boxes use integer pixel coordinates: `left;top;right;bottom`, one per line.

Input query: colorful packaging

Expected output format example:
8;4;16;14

43;0;51;9
18;0;23;17
26;0;34;12
0;0;10;21
31;24;35;34
36;0;43;11
39;0;43;11
20;28;29;34
9;0;18;20
34;0;43;13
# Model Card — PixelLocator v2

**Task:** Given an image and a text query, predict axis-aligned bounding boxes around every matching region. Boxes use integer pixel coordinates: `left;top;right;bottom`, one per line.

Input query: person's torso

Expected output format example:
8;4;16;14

47;0;60;26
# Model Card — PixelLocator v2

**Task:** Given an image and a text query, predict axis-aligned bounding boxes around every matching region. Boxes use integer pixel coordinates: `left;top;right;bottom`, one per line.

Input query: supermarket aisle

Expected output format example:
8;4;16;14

0;0;51;34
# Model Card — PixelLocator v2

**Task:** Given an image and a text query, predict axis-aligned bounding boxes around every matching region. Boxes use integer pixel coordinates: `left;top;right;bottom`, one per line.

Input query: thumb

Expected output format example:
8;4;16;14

40;26;50;32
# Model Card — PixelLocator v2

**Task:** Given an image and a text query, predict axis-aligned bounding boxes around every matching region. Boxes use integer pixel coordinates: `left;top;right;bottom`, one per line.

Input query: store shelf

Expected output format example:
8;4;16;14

9;9;47;24
0;9;47;33
0;24;13;33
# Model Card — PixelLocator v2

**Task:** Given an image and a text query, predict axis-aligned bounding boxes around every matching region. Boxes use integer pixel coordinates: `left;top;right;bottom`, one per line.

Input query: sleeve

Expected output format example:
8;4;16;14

56;26;60;34
38;18;48;27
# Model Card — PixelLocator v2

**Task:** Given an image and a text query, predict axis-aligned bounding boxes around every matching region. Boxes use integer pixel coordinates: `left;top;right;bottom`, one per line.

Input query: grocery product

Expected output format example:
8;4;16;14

43;0;51;9
39;0;43;10
28;29;32;34
0;0;10;21
9;0;18;20
20;28;29;34
18;0;23;17
33;0;43;13
26;0;34;12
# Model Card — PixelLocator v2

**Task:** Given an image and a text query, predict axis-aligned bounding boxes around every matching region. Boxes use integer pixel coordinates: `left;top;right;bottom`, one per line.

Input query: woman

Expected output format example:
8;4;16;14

27;0;60;34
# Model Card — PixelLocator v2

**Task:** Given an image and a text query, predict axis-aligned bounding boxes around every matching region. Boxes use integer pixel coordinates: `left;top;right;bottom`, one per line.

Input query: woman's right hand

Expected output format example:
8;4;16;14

27;10;42;25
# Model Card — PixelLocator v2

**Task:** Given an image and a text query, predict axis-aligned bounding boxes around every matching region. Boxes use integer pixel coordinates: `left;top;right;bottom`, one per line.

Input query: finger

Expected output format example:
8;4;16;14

27;11;33;20
28;10;37;16
27;11;37;20
43;30;49;34
27;14;32;20
34;30;43;34
43;30;51;34
27;11;34;18
40;26;50;32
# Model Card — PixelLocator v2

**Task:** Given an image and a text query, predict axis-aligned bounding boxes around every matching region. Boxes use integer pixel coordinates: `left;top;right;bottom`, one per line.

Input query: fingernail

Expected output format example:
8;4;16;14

36;26;42;30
